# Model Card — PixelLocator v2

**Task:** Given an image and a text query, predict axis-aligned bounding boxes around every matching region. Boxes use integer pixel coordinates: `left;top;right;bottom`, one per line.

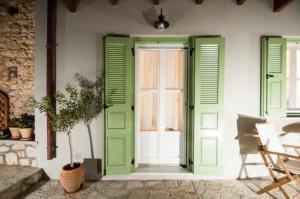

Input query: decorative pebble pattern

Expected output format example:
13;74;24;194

24;179;300;199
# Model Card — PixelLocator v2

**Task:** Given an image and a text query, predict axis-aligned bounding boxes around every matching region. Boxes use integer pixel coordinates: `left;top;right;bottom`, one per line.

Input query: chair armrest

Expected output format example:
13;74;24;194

282;144;300;149
258;149;300;160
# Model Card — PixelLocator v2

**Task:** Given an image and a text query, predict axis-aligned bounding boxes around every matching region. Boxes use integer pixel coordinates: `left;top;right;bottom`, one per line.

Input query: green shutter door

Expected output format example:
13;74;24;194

104;36;133;175
193;37;224;175
187;37;195;172
260;37;287;117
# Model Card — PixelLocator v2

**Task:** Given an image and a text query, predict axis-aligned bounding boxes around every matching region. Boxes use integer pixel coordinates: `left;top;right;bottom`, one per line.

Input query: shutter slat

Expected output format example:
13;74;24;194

268;44;282;73
199;44;220;104
106;43;126;104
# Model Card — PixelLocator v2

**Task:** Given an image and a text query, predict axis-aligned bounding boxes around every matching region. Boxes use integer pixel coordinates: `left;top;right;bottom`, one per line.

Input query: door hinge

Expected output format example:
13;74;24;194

266;74;274;79
189;105;194;111
131;159;135;165
131;48;135;56
190;48;195;56
189;159;194;165
131;105;135;111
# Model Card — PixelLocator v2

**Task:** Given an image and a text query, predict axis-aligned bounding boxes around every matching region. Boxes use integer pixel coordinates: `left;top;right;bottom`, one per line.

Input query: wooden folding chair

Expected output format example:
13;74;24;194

236;114;266;179
255;123;300;199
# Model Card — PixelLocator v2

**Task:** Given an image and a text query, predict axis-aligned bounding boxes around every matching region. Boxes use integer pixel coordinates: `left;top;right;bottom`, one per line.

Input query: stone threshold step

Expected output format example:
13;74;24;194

0;166;48;199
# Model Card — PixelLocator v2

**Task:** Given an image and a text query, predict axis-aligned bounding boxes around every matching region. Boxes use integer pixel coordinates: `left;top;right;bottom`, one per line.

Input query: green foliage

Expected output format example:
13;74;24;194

9;117;22;128
74;73;105;125
33;73;105;164
19;114;35;128
34;89;81;135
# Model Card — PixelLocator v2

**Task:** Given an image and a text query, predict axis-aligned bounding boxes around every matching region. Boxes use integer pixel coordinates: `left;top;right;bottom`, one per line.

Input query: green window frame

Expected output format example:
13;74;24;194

104;35;225;175
261;36;300;118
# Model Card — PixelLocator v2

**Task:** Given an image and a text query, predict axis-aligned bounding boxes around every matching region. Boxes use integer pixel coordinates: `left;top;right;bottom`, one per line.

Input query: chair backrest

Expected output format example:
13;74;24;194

236;114;266;154
255;123;285;154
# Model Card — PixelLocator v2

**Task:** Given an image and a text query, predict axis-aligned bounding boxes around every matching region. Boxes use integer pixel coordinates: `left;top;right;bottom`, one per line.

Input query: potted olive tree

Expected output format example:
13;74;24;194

73;74;105;180
34;84;84;193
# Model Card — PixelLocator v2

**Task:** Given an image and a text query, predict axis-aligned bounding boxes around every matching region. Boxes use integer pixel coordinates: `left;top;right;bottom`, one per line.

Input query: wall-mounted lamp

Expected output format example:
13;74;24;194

154;9;169;31
8;66;17;80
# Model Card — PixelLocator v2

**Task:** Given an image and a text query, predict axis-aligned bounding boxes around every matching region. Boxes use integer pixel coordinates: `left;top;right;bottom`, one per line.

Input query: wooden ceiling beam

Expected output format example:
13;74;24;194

237;0;246;5
110;0;120;5
195;0;203;4
153;0;159;5
273;0;294;12
60;0;80;12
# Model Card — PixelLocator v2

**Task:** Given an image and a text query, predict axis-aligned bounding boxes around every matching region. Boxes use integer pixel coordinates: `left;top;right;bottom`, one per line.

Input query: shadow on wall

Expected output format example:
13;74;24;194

235;114;266;179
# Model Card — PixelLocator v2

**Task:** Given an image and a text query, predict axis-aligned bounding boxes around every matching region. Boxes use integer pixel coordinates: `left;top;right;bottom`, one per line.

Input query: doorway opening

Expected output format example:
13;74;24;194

135;44;188;172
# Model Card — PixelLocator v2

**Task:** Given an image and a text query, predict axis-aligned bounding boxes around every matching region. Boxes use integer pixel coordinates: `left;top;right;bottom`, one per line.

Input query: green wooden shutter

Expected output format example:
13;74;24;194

104;36;133;175
193;37;224;175
260;37;287;117
187;37;195;172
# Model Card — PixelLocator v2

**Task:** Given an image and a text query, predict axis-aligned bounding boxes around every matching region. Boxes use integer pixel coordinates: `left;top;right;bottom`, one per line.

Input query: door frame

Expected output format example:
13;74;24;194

131;37;191;170
134;43;189;167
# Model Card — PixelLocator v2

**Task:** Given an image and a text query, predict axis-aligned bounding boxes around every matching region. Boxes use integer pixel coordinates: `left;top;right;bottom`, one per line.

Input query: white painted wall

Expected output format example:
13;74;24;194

35;0;300;179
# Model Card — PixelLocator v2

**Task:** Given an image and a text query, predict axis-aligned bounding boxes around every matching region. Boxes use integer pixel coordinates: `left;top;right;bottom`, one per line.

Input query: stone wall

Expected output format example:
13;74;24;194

0;140;37;167
0;0;35;117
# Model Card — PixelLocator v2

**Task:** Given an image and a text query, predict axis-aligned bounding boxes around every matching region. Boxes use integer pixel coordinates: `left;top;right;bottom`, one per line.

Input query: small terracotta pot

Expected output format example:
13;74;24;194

19;128;33;139
60;162;85;193
9;127;20;138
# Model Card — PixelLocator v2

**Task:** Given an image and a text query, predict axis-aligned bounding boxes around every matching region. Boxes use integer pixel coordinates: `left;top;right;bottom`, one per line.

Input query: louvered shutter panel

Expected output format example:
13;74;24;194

260;37;287;117
104;36;133;175
193;37;224;175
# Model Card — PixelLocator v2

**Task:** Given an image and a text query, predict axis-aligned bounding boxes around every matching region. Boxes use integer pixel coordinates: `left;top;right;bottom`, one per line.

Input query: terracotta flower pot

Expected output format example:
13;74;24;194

19;128;33;139
60;162;85;193
9;127;20;138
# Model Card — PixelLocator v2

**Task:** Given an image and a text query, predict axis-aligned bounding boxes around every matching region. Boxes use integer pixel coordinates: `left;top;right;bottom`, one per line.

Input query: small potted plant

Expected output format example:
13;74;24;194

9;117;21;139
34;84;84;193
0;128;10;139
19;114;34;140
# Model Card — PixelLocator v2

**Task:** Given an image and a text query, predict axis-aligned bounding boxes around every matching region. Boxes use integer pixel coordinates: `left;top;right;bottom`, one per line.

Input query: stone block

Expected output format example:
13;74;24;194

5;152;18;165
19;158;30;166
12;142;26;150
26;146;36;157
17;151;26;157
0;155;4;164
0;146;10;152
31;159;37;167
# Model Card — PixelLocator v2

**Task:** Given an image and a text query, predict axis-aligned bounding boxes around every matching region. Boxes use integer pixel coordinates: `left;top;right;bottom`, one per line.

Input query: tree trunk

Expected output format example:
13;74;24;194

67;133;74;167
86;124;95;159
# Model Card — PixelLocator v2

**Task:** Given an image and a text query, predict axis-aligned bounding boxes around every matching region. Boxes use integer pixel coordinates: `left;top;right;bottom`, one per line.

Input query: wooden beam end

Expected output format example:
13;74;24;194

273;0;294;12
237;0;246;5
195;0;203;5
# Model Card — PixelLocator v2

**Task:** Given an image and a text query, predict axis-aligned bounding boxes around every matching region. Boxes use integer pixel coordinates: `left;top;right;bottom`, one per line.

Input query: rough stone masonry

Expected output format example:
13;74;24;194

0;0;35;117
0;140;37;167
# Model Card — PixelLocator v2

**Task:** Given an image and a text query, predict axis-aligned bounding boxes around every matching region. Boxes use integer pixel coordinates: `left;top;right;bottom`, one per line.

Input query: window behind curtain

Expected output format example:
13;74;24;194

287;43;300;112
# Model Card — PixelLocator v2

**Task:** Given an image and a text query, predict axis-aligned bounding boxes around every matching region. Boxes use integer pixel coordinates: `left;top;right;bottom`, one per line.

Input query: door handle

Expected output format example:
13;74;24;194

266;74;274;79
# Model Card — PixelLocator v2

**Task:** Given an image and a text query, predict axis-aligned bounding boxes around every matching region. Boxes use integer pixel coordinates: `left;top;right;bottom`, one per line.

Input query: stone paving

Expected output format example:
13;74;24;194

24;179;300;199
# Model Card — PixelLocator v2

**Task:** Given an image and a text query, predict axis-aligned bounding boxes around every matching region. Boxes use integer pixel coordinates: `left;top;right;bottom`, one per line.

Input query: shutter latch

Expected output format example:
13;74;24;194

131;159;135;165
189;159;194;165
131;106;135;111
104;104;110;109
266;74;274;79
